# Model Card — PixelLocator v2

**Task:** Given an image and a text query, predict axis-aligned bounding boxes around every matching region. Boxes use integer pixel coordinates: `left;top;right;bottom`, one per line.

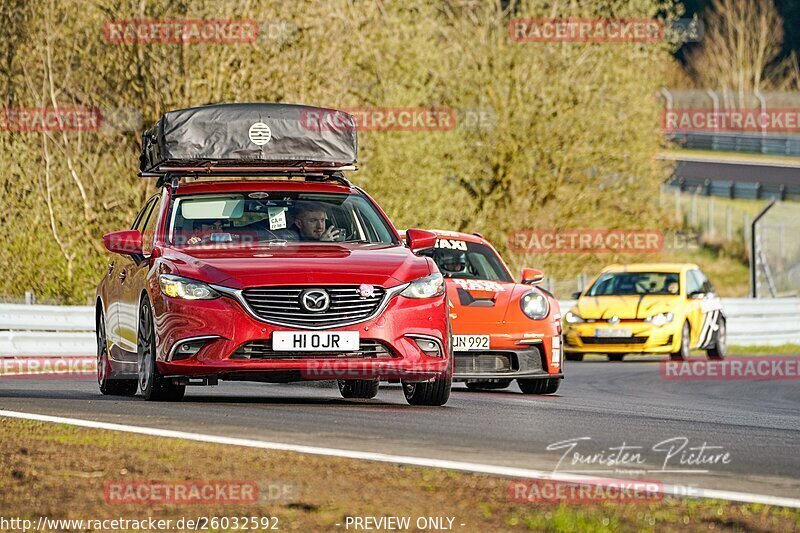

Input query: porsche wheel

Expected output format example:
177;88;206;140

518;378;560;395
97;312;137;396
138;299;185;402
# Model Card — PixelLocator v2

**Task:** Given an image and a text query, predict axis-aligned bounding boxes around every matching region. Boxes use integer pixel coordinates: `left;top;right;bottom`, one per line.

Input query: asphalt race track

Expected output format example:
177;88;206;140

1;357;798;501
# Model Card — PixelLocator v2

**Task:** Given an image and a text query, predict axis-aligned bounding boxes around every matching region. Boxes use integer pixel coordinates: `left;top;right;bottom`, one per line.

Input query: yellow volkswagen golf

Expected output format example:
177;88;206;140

562;263;726;362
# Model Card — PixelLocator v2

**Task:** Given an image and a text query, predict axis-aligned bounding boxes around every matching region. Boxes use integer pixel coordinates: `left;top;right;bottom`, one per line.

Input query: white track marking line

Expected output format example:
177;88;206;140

1;409;799;509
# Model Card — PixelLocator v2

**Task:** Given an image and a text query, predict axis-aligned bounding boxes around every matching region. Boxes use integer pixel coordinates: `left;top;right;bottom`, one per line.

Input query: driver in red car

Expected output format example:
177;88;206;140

287;202;341;241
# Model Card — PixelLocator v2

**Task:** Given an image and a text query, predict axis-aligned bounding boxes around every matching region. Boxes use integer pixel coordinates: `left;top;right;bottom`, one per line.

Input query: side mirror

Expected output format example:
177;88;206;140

521;268;544;285
406;228;437;253
688;291;705;299
103;230;143;257
571;291;583;299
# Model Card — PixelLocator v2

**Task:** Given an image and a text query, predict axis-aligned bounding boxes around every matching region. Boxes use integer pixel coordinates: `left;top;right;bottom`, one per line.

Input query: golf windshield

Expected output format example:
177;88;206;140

586;272;681;296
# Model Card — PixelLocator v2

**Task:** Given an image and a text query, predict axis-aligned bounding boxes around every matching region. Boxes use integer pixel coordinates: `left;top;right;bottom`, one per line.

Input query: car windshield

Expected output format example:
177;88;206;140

421;238;512;282
586;272;681;296
169;192;397;247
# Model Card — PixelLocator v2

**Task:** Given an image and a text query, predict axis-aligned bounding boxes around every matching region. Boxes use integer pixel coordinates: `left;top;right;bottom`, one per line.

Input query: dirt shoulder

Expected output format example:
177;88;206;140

0;418;798;532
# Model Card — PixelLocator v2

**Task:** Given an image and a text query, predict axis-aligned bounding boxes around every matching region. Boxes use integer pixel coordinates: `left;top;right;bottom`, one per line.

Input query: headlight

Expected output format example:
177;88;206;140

645;312;674;327
158;274;220;300
521;290;549;320
400;273;445;299
564;311;584;324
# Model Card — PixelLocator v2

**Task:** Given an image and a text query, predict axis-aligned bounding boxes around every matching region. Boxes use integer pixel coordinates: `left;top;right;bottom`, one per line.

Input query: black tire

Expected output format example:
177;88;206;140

138;299;185;402
707;317;727;360
565;352;584;362
338;379;379;399
97;311;137;396
607;354;625;362
670;321;691;361
402;360;452;406
465;379;512;391
518;378;561;395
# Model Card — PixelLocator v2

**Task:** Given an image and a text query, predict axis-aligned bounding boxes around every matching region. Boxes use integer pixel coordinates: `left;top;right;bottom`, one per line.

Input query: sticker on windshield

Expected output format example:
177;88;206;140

453;279;506;292
435;238;468;251
268;207;287;230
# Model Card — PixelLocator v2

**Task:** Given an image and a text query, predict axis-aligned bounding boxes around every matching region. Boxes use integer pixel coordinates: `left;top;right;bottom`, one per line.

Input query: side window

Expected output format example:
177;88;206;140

131;197;157;232
686;270;703;296
140;196;162;256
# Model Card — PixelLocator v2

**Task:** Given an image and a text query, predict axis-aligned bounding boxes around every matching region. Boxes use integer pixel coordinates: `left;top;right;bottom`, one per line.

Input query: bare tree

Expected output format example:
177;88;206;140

687;0;784;105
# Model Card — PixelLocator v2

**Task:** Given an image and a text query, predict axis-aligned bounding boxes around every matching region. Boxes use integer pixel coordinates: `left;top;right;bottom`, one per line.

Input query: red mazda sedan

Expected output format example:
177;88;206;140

95;104;452;405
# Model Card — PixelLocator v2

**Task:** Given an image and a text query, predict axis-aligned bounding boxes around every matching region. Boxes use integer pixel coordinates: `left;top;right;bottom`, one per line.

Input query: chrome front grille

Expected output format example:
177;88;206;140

241;286;386;328
231;339;393;360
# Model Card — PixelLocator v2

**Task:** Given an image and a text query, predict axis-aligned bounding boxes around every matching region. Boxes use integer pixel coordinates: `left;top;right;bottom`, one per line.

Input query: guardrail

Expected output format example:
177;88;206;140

1;299;799;356
669;132;800;157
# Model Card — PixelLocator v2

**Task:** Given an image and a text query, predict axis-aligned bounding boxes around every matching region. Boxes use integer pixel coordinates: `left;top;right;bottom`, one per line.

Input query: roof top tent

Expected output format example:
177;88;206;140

139;103;358;186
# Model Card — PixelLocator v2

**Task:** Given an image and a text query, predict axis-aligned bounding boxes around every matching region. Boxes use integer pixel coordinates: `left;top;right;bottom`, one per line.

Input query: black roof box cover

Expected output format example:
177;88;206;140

139;103;357;173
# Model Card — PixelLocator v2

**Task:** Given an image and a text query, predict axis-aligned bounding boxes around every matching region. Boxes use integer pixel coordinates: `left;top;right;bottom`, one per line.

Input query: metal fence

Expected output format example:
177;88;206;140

2;301;799;354
756;202;800;298
668;132;800;157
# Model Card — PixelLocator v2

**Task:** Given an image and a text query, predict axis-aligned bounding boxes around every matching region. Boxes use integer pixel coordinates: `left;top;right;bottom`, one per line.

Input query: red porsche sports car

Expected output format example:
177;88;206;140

96;103;452;405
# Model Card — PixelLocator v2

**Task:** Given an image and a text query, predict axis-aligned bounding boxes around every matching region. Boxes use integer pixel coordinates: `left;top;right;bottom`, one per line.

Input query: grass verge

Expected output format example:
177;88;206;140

1;418;799;532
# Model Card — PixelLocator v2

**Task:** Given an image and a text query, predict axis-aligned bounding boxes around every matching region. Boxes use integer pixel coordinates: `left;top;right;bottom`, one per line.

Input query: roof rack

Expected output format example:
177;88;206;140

140;162;356;188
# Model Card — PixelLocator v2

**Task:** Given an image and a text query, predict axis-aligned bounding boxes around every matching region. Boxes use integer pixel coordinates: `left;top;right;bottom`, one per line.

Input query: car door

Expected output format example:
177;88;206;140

106;198;156;349
116;195;160;353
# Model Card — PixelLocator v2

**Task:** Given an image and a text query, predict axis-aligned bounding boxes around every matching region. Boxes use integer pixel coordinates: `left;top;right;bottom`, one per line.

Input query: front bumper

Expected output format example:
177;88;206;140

563;321;681;354
451;333;563;382
151;288;451;383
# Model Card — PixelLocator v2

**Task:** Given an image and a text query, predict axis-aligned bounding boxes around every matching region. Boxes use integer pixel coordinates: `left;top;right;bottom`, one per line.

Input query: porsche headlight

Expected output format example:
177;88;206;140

400;273;445;299
521;290;549;320
645;312;674;327
158;274;220;300
564;311;585;324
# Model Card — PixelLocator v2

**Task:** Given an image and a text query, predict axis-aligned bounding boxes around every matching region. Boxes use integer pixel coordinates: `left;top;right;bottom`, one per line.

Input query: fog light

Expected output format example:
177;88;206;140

408;336;443;357
169;336;217;361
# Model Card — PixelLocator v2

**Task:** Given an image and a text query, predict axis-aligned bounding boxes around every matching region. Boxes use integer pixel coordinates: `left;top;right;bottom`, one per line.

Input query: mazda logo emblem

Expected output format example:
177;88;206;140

300;289;330;312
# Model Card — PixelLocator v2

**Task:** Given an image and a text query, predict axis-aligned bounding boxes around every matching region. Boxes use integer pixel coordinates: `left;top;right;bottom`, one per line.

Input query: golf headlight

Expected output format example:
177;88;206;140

158;274;220;300
521;290;549;320
645;312;674;327
400;273;445;299
564;311;585;324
